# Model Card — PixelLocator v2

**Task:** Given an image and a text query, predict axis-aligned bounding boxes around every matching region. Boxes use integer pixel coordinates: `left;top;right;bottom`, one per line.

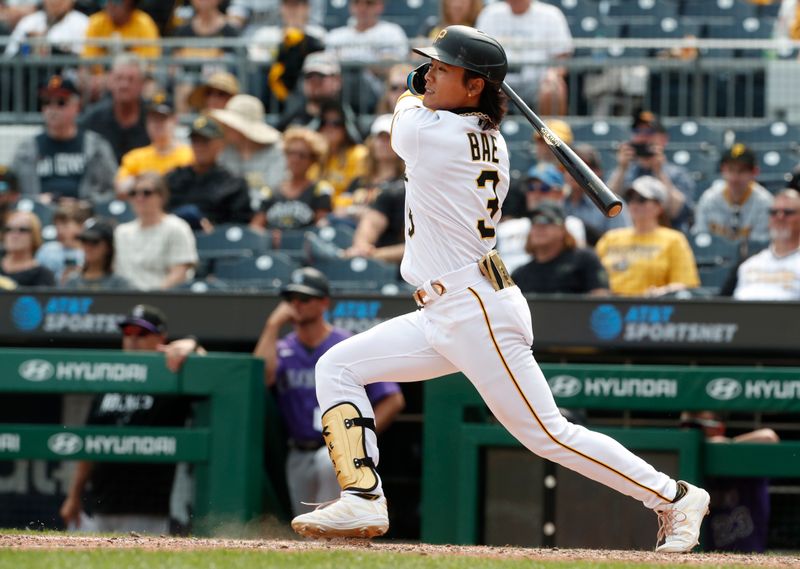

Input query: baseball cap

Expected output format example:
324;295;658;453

535;119;573;145
625;175;667;205
527;162;565;189
39;75;79;99
187;71;240;110
189;115;223;140
146;91;174;116
78;218;115;244
720;143;757;169
303;52;341;76
529;201;566;226
632;109;665;134
281;267;330;298
0;165;18;194
370;114;393;137
118;304;168;335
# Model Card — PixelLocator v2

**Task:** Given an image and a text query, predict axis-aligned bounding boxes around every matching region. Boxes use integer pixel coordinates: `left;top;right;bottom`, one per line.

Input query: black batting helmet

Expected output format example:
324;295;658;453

413;25;508;84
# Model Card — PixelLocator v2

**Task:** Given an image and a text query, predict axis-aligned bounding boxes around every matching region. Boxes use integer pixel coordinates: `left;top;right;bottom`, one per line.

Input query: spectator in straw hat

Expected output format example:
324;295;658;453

186;71;240;112
211;94;286;211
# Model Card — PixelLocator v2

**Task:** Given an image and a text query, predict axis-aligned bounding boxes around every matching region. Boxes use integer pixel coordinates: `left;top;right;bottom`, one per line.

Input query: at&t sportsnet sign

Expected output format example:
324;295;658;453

590;304;738;344
11;295;124;333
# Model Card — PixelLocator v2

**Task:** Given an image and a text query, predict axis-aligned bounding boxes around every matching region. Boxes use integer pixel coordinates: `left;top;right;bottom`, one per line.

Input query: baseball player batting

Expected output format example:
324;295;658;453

291;26;709;552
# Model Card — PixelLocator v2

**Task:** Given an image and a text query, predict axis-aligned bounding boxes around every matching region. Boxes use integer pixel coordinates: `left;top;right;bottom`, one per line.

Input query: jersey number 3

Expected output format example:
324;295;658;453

476;169;500;239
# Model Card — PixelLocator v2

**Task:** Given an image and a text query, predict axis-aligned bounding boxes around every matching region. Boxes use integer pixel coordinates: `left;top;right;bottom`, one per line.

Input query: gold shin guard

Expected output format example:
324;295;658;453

321;402;378;492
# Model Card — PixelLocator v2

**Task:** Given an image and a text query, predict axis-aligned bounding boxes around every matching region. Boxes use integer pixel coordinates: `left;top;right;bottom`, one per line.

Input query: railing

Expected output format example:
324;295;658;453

422;366;800;546
1;37;800;120
0;348;277;533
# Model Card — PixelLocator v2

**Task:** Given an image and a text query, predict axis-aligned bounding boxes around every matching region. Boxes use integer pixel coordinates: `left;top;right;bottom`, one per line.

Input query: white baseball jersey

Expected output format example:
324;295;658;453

391;93;510;286
734;246;800;300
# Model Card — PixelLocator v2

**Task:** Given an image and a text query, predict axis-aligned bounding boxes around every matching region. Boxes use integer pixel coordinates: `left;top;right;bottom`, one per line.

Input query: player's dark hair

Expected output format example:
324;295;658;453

463;70;507;130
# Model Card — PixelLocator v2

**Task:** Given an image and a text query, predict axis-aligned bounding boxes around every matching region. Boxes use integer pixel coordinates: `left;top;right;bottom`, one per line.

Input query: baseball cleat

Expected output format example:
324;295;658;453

654;480;710;553
291;492;389;539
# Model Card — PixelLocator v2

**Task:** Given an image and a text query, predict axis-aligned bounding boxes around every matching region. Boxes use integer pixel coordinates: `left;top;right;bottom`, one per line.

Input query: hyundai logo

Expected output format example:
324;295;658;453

706;378;743;401
548;375;583;398
18;359;55;382
47;433;83;456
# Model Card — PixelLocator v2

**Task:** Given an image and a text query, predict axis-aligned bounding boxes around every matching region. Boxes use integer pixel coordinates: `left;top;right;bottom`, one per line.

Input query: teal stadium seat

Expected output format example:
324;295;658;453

213;252;298;291
313;257;398;292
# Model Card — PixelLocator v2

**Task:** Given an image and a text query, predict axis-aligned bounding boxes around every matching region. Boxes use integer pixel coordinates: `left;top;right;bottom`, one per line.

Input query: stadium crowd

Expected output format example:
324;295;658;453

0;0;798;300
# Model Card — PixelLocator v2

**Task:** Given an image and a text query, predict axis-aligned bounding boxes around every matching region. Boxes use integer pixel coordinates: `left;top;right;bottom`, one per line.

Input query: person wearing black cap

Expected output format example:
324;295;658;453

11;74;116;203
60;303;203;534
253;267;405;517
693;144;773;242
63;217;131;290
166;116;253;230
511;202;609;295
608;109;695;231
115;91;194;198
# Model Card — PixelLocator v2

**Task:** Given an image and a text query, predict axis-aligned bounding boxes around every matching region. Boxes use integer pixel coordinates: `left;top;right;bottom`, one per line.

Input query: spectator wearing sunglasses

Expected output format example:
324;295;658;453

62;217;131;290
11;75;117;204
60;303;204;535
310;100;367;198
596;175;699;297
0;210;55;287
253;267;405;516
721;189;800;300
115;91;194;198
114;172;198;290
498;162;586;273
373;63;413;115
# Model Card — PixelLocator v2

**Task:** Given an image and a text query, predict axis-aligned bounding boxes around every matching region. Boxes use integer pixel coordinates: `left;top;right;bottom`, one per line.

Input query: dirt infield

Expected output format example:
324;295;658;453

2;533;798;568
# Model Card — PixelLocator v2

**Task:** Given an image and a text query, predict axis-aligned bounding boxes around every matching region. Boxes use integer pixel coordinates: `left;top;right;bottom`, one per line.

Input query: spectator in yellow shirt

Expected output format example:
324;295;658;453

311;100;367;197
596;176;700;297
82;0;161;60
115;92;194;198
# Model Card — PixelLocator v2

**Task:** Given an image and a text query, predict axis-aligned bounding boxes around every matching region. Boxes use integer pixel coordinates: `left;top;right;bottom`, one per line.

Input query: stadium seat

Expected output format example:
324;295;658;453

626;18;698;41
570;121;628;147
666;120;726;149
570;18;621;56
324;0;350;30
689;232;740;267
542;0;600;25
756;149;796;190
704;18;772;58
698;263;735;293
500;117;535;145
14;198;54;227
742;238;770;258
213;252;298;291
382;0;438;38
733;122;800;150
195;224;270;262
680;0;755;24
313;224;355;250
670;149;719;185
607;0;678;23
93;199;135;224
170;278;232;293
312;257;398;291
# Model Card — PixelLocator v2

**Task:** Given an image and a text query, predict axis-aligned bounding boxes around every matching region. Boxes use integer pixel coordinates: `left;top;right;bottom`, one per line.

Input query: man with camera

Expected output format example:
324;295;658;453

608;110;695;231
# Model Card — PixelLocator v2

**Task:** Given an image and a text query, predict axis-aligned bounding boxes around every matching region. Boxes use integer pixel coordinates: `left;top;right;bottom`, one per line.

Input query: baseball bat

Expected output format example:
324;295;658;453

501;82;624;218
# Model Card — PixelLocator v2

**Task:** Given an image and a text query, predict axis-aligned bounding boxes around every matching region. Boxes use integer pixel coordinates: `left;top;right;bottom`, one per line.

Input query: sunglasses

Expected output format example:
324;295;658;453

79;237;102;245
321;118;345;128
286;149;312;159
627;194;654;204
5;226;33;234
128;188;156;198
527;181;553;193
205;87;231;98
42;98;70;108
768;208;798;217
121;325;155;337
286;293;315;303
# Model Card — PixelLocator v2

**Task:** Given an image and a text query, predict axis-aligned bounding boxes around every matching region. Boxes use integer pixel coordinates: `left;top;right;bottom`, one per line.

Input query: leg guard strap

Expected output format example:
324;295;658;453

321;402;379;493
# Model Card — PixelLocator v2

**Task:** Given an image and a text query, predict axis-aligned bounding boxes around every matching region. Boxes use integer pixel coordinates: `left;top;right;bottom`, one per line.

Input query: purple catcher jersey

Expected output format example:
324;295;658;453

274;327;401;443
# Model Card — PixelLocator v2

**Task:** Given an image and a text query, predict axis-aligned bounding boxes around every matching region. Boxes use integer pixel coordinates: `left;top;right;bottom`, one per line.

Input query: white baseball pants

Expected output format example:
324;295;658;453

316;263;677;510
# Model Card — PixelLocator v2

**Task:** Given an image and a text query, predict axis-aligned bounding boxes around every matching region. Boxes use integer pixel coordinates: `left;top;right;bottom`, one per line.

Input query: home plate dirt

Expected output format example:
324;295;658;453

1;533;798;568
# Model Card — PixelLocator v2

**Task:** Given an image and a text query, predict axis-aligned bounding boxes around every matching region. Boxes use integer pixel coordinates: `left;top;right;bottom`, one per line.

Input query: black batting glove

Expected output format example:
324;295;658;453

407;63;430;96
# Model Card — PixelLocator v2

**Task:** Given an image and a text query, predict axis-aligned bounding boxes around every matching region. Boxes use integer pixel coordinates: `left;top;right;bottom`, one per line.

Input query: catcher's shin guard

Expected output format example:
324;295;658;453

322;402;379;492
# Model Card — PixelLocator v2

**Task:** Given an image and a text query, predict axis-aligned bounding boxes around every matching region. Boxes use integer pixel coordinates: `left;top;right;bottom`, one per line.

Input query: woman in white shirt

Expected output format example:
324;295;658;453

5;0;88;58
